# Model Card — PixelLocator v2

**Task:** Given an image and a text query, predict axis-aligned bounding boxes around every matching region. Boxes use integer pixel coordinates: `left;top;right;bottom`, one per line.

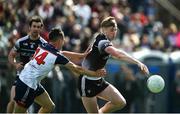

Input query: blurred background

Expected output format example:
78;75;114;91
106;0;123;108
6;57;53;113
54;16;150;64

0;0;180;113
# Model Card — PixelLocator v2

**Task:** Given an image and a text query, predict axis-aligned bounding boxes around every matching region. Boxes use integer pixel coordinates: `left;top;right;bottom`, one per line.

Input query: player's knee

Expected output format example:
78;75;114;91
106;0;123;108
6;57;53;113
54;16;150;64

8;100;15;105
120;98;126;108
46;102;55;111
114;98;126;110
7;101;15;113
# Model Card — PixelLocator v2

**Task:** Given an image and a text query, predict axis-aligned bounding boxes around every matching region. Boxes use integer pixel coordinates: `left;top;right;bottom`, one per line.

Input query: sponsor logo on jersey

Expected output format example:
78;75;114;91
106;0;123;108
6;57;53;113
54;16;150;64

23;43;28;46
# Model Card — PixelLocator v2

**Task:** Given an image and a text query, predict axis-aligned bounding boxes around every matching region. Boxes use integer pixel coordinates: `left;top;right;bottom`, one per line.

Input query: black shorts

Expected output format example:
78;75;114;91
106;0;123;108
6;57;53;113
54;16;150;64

12;76;19;86
13;70;22;86
78;75;109;97
14;78;45;108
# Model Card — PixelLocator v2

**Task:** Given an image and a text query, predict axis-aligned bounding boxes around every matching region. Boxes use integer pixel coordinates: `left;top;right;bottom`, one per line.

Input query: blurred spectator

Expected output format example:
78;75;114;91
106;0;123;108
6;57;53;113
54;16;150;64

122;26;140;52
88;12;100;34
52;0;64;18
48;66;66;112
165;23;180;51
128;13;143;35
38;0;54;20
0;0;4;27
0;29;8;55
128;0;143;13
151;35;165;51
73;0;91;27
80;27;92;52
143;0;157;17
137;33;151;51
0;71;9;112
134;71;149;112
29;0;42;11
16;1;29;26
7;29;20;50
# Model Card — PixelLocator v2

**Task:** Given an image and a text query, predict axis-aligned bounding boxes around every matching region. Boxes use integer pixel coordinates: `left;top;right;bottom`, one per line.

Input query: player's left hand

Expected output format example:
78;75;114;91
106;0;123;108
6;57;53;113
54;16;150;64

81;47;92;58
137;62;149;75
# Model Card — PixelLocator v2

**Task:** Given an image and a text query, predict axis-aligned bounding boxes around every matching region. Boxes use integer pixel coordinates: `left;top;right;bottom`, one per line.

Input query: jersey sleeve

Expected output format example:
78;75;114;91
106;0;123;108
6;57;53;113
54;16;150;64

12;40;20;52
98;40;112;54
55;53;70;65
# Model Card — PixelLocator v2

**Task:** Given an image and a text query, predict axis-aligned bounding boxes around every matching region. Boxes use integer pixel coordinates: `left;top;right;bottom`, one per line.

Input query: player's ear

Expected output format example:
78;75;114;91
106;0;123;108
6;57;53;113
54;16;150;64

40;24;43;29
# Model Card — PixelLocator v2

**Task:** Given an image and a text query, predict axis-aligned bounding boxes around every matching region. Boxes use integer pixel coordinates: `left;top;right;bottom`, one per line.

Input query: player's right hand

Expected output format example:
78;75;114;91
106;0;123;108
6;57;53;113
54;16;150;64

96;68;107;77
137;62;149;75
15;62;24;70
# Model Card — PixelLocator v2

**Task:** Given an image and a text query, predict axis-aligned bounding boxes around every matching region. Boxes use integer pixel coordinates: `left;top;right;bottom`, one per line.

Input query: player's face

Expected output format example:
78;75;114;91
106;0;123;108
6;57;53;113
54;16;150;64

29;22;43;37
105;26;117;40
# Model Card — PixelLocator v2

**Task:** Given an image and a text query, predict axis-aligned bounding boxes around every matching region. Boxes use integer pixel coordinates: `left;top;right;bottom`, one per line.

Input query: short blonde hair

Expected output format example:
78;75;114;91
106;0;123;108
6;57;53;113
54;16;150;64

100;16;116;28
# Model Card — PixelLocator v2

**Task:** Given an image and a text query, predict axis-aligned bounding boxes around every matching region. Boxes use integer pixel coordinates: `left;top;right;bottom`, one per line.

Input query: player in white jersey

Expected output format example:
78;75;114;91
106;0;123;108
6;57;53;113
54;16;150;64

13;28;106;113
78;16;149;113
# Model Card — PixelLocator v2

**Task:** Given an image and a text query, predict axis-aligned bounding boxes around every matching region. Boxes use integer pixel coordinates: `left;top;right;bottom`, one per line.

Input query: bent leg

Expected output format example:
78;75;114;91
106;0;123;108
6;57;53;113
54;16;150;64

97;84;126;113
81;96;99;114
14;102;27;113
6;86;15;113
34;90;55;113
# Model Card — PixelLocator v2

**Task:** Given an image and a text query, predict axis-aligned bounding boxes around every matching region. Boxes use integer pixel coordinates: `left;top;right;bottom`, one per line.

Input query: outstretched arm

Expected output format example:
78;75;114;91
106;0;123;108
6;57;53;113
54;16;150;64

61;47;91;63
105;46;149;75
61;50;90;64
64;61;106;77
61;51;84;63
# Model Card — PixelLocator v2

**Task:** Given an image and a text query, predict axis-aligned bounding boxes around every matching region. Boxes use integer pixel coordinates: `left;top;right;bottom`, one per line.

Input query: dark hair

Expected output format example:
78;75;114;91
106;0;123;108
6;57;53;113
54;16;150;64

48;28;64;42
100;16;116;28
28;15;43;27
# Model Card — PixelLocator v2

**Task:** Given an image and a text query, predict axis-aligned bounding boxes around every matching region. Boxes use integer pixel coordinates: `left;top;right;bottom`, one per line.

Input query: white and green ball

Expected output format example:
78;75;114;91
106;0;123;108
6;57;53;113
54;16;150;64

147;75;165;93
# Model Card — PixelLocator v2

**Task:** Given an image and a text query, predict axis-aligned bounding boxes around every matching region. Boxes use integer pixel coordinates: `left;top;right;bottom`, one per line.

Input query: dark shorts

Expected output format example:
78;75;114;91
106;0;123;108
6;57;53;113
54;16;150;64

78;75;109;97
13;70;23;86
12;76;19;86
14;78;45;108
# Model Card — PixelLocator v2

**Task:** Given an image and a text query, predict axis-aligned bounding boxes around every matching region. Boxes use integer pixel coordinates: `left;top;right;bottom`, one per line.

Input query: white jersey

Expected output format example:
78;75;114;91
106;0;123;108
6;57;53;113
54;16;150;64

19;43;69;89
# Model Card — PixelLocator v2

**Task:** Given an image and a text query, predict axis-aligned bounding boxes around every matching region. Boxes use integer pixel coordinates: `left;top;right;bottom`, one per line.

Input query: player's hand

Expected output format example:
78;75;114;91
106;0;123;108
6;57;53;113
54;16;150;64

81;47;92;58
137;62;149;75
15;62;23;70
95;68;107;77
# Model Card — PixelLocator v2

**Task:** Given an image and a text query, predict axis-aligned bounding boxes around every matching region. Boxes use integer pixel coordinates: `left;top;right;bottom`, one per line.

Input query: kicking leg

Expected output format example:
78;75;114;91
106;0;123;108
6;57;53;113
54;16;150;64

81;96;99;114
34;90;55;113
98;84;126;113
14;102;27;113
